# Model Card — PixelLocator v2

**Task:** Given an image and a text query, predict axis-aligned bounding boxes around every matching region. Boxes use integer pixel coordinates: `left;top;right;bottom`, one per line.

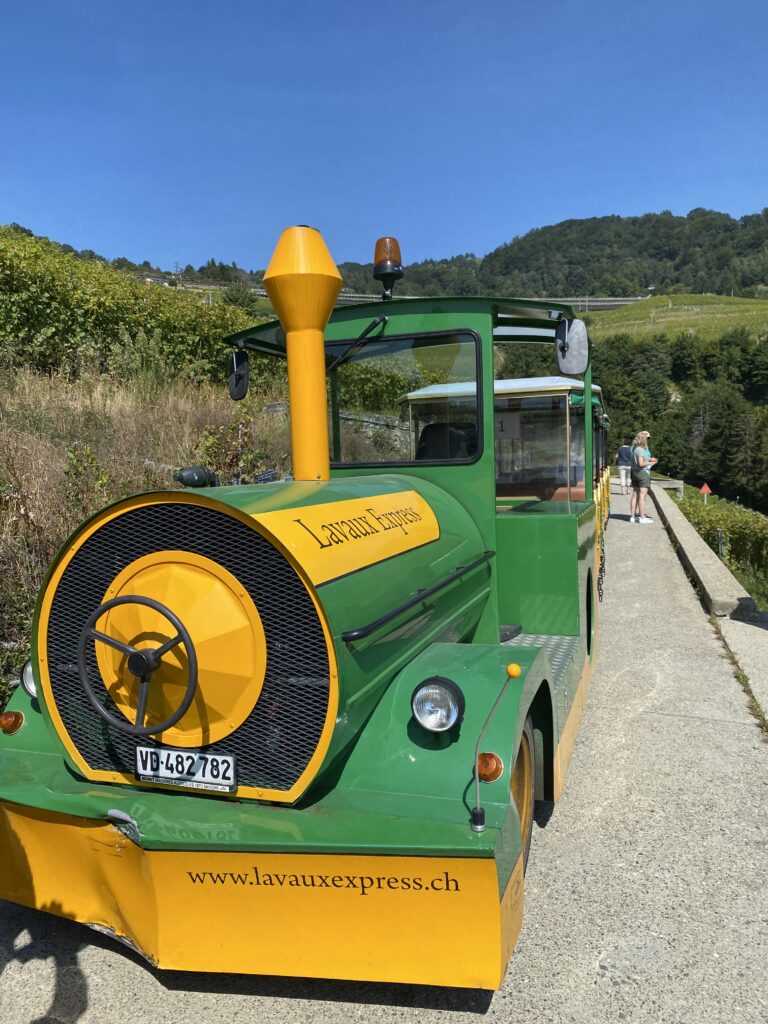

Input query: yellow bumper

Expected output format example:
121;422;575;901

0;802;523;989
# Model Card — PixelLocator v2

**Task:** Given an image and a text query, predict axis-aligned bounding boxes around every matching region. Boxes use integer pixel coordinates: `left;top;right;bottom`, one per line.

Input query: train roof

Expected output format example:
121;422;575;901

223;295;581;357
402;377;604;402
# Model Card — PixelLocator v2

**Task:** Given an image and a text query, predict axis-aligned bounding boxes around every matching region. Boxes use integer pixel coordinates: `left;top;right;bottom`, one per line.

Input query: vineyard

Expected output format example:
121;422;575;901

585;293;768;344
676;491;768;609
0;226;252;379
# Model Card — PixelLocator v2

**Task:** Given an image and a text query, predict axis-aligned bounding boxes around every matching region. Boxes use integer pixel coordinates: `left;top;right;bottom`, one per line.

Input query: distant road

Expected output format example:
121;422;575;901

329;294;647;311
178;281;646;312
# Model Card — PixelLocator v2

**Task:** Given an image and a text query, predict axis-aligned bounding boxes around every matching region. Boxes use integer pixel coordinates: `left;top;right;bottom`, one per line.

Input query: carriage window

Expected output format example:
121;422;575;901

495;395;565;499
495;396;586;501
571;406;586;493
328;331;480;465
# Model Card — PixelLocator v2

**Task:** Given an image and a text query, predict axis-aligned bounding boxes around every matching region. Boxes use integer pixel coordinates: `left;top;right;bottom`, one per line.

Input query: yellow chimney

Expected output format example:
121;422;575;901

263;227;342;482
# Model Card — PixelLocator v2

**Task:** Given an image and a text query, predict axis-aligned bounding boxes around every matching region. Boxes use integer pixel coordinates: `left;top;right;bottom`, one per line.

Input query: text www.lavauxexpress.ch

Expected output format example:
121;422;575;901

187;867;460;896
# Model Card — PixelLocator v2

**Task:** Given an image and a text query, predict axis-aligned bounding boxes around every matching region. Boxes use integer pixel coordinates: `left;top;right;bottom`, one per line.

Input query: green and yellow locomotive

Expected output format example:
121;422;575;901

0;227;606;989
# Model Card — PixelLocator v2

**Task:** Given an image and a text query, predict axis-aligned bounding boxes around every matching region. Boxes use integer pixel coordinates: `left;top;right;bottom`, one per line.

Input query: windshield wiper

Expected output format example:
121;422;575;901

327;315;388;373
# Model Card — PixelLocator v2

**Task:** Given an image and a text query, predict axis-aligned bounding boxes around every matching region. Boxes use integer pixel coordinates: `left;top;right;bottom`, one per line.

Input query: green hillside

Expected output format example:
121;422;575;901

10;206;768;299
0;226;252;378
2;219;767;517
2;216;768;703
338;208;768;299
586;293;768;342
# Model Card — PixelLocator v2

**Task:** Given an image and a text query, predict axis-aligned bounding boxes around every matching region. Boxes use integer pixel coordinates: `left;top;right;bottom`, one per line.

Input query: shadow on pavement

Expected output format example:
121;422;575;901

156;967;495;1013
534;799;555;828
2;901;499;1016
731;599;768;630
0;808;91;1023
1;904;91;1024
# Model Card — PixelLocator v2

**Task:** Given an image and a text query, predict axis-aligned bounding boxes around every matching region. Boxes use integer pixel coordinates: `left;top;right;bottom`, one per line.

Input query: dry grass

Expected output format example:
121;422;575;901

0;368;290;703
1;368;234;468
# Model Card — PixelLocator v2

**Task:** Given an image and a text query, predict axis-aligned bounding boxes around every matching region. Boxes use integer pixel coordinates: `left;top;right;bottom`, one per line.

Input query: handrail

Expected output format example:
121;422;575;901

340;551;495;644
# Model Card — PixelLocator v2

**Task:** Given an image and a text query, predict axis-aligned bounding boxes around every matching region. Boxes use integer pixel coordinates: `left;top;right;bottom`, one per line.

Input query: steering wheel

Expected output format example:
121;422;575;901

77;595;198;737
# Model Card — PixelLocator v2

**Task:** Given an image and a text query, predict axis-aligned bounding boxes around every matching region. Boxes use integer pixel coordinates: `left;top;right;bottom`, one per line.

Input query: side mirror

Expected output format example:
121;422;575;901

228;348;249;401
555;319;590;376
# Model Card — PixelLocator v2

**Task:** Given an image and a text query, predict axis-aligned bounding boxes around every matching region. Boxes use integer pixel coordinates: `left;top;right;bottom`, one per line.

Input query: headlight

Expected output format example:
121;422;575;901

21;660;37;699
411;677;465;733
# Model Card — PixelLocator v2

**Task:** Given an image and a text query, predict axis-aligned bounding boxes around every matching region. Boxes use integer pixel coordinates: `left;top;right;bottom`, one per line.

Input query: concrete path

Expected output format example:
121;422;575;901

1;490;766;1023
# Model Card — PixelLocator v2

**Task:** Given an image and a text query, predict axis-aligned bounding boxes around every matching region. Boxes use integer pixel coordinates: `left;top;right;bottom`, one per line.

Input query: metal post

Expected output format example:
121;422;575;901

565;395;571;504
235;423;244;485
330;372;341;462
584;362;593;503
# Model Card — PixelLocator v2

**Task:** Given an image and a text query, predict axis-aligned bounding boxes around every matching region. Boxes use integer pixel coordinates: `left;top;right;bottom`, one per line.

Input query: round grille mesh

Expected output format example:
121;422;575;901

45;501;331;793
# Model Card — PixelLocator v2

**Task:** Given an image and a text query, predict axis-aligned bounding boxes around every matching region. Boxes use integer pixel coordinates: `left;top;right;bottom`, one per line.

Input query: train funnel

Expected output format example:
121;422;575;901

263;226;342;481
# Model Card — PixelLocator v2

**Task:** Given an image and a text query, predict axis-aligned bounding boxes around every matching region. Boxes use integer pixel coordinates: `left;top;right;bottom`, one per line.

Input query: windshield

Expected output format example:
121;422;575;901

329;331;480;465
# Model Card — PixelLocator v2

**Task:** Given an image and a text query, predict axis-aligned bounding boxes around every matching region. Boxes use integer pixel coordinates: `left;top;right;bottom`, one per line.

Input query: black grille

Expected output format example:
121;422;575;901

46;501;331;793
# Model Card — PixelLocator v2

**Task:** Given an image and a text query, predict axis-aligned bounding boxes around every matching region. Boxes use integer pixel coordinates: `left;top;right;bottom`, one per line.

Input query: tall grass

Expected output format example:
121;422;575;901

0;368;290;705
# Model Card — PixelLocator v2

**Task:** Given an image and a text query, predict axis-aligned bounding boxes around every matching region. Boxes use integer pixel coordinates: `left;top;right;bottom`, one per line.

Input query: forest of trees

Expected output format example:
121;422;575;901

500;323;768;514
340;208;768;298
594;327;768;513
9;206;768;298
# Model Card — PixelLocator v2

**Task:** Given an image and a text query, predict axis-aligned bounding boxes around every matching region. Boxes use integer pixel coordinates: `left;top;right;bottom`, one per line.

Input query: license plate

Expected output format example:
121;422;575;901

135;746;237;793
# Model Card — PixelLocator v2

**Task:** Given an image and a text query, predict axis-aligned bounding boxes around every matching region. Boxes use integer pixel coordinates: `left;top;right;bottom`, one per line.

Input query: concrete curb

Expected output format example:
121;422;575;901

649;486;757;619
648;486;768;724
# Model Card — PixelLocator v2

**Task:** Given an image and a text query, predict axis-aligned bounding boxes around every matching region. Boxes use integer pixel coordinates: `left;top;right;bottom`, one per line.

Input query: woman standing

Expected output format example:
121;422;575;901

629;430;658;523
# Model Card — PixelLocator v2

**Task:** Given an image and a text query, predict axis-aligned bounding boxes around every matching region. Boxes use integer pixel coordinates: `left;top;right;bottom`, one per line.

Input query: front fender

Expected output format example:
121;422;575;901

331;642;554;880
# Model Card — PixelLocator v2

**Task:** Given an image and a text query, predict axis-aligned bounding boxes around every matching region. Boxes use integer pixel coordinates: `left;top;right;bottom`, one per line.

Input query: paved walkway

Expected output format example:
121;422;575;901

513;491;768;1023
1;490;766;1023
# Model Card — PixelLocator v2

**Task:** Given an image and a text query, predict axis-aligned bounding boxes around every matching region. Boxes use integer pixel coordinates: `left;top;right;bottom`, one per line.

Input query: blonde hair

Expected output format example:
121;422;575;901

632;431;650;448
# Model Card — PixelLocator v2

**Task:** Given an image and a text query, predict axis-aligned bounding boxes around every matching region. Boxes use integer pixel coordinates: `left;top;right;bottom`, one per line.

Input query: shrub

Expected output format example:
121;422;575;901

677;494;768;606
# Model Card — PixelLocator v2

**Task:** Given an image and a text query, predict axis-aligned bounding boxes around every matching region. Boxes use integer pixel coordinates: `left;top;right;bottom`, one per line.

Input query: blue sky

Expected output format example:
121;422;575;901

1;1;766;270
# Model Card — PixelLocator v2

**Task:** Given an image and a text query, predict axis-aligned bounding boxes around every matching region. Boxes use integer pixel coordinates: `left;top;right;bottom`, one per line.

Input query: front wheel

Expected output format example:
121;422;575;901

511;716;535;872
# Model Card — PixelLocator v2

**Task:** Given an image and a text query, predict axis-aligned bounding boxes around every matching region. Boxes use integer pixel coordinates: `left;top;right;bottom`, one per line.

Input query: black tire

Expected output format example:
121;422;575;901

511;716;535;872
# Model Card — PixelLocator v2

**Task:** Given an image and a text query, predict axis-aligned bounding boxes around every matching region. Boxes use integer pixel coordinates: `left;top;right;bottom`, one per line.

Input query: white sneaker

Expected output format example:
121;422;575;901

629;516;638;523
637;516;653;524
